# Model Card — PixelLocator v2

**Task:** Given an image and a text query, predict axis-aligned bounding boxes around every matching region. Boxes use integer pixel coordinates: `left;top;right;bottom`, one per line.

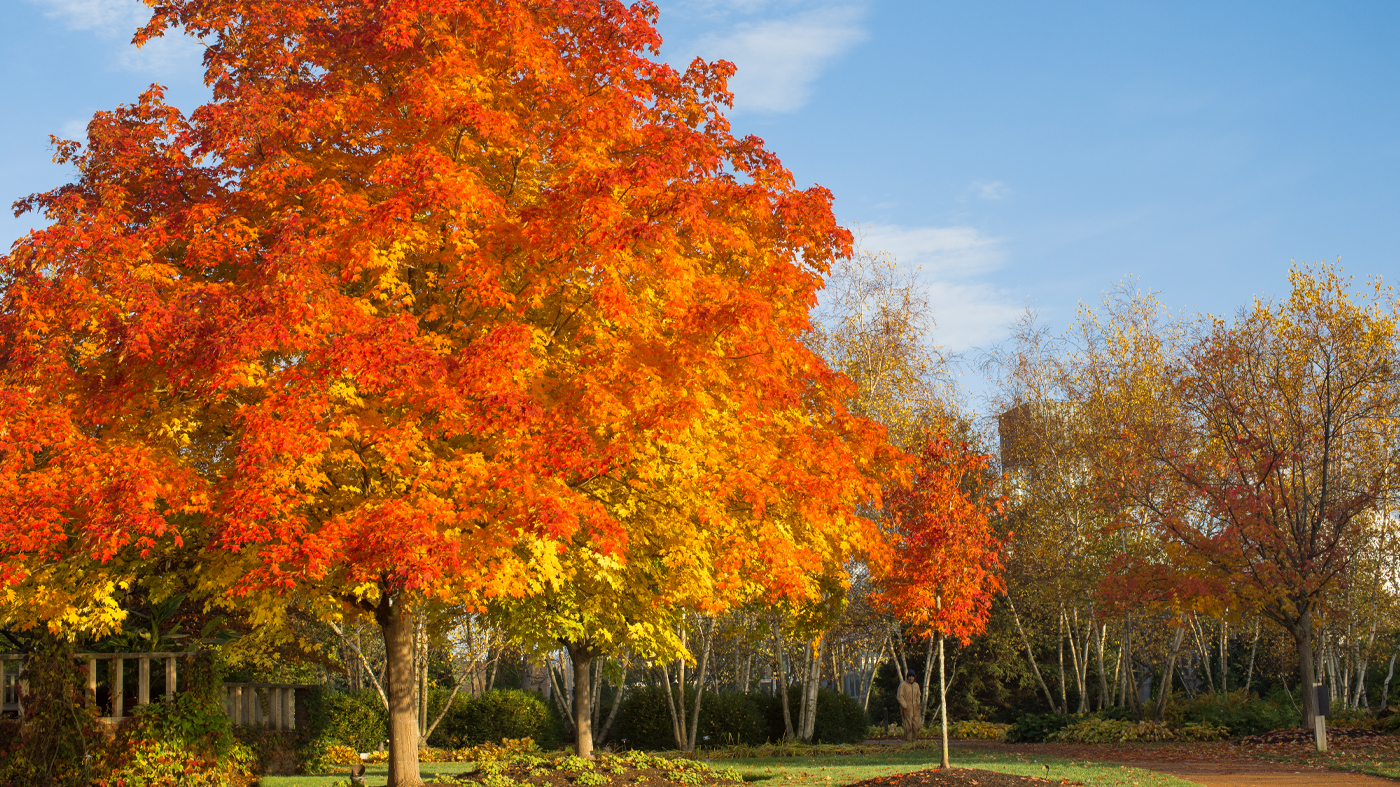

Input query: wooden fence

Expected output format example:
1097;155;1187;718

0;652;310;730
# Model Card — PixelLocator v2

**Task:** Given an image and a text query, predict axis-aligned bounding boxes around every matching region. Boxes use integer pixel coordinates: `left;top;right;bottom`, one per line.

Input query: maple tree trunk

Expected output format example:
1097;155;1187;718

376;595;423;787
937;631;949;769
1289;610;1321;728
569;644;594;758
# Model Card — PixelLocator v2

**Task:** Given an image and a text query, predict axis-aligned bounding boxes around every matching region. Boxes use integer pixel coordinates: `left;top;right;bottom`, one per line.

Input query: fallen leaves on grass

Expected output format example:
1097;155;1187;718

847;770;1075;787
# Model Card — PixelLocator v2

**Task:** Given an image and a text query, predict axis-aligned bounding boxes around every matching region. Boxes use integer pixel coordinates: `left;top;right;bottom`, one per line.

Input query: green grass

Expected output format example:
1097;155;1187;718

259;748;1202;787
721;747;1200;787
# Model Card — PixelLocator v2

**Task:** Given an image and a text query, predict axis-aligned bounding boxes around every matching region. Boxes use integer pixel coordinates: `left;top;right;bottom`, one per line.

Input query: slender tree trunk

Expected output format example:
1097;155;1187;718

375;593;423;787
686;622;713;751
1219;618;1228;694
938;631;949;769
548;657;573;732
861;642;888;713
1008;595;1059;713
1379;651;1397;713
1245;620;1260;693
658;661;686;751
1152;626;1185;723
1189;614;1215;695
1353;618;1378;709
1124;616;1145;721
799;639;821;742
1057;609;1068;714
920;636;935;722
1112;635;1124;707
774;625;794;740
597;660;629;746
1096;623;1109;711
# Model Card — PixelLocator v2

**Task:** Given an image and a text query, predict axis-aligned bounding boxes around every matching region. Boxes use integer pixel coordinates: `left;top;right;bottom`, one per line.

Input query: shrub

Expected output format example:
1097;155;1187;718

946;720;1009;740
752;688;866;745
429;689;563;750
614;688;865;750
614;686;694;750
1176;722;1230;741
696;691;768;747
1046;718;1175;743
101;649;256;786
1164;689;1297;736
1005;712;1078;743
321;689;389;751
0;637;110;787
808;689;867;745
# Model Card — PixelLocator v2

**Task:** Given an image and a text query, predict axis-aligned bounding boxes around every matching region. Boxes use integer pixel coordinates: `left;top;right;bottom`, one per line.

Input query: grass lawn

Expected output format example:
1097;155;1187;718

259;747;1201;787
716;747;1199;787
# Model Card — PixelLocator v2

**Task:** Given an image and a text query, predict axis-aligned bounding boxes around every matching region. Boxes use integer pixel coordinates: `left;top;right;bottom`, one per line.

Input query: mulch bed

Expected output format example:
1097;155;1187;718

1236;728;1390;745
848;770;1077;787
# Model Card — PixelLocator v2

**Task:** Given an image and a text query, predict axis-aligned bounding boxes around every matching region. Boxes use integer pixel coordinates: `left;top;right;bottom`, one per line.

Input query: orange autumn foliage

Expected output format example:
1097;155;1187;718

1;1;899;782
875;434;1005;643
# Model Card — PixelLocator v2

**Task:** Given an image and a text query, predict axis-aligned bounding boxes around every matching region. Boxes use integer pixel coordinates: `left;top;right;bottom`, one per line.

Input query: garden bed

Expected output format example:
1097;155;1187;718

847;771;1071;787
425;751;745;787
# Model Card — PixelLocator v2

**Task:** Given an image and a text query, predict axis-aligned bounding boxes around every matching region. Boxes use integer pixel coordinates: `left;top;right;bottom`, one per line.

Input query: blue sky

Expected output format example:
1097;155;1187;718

5;1;1400;394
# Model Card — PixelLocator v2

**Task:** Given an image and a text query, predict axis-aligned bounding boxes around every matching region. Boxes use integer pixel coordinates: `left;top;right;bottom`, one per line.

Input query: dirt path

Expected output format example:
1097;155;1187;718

952;741;1400;787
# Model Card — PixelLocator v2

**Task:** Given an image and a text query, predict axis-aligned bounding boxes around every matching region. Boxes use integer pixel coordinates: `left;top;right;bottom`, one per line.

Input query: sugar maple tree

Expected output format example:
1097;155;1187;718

875;432;1004;767
0;0;897;782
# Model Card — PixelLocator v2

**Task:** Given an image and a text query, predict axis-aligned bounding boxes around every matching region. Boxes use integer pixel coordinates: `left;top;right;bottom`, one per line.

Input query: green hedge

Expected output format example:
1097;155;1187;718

614;687;866;749
756;688;867;745
428;688;563;750
320;689;389;752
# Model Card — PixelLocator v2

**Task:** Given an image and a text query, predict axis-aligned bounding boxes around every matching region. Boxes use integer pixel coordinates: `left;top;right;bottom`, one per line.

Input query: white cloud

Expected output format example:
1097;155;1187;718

969;179;1010;200
860;223;1019;351
665;2;868;114
32;0;205;73
34;0;150;36
59;117;90;141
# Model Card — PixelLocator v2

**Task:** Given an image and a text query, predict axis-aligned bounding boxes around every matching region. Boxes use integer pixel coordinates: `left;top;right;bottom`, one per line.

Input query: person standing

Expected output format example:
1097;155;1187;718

897;672;922;742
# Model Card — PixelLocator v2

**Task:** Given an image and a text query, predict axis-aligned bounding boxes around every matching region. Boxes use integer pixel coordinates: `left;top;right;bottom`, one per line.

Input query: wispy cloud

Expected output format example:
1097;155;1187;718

663;1;868;114
968;179;1010;200
31;0;204;73
34;0;149;36
861;223;1019;352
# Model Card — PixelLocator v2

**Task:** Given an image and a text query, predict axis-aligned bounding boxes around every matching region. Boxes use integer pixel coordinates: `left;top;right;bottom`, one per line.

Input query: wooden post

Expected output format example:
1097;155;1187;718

286;688;297;731
271;687;282;730
0;660;6;710
112;658;125;719
138;656;151;706
165;657;176;699
87;658;98;707
1314;683;1328;752
233;686;243;726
